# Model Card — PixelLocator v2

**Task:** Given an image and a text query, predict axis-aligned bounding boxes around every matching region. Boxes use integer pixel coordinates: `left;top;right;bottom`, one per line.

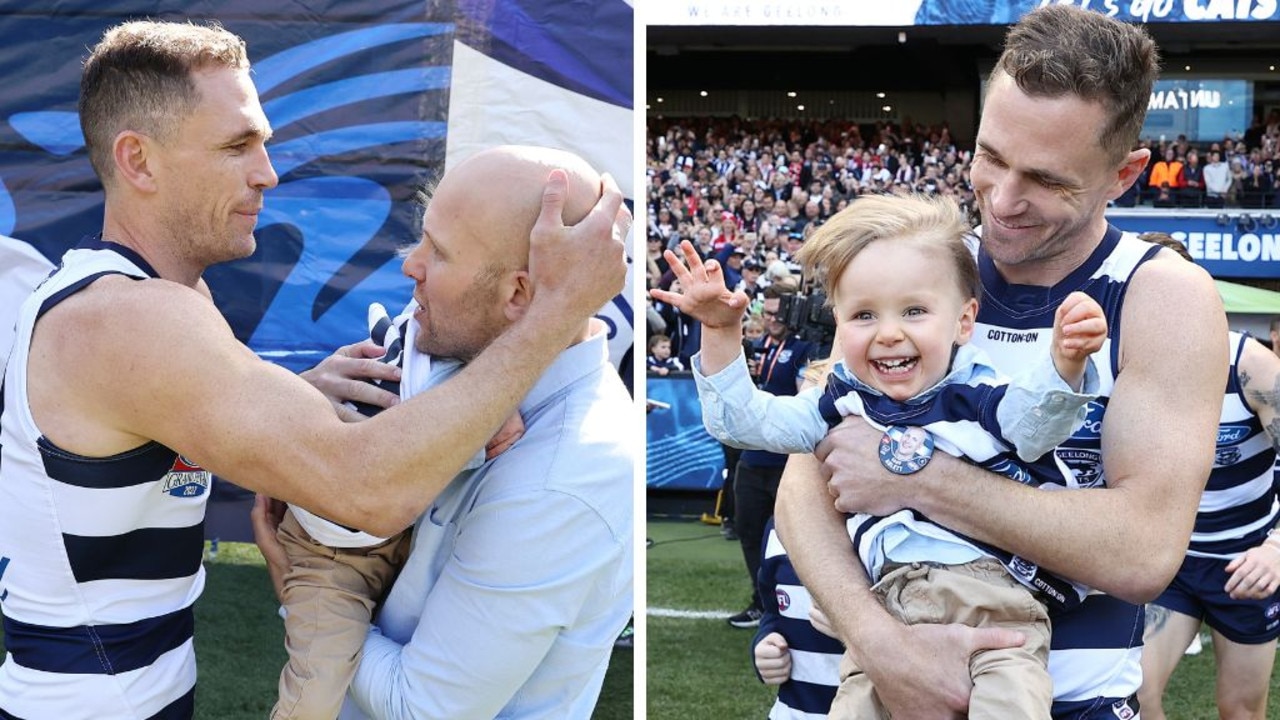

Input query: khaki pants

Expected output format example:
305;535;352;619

828;558;1053;720
271;509;412;720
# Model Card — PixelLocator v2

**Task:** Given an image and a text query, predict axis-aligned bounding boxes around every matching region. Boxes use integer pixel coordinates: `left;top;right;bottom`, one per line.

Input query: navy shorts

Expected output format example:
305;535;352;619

1152;554;1280;645
1051;694;1139;720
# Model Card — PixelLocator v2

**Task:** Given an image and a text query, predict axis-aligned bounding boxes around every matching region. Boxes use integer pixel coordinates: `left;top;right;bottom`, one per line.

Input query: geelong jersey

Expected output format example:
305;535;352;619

971;225;1156;712
815;349;1092;612
0;239;207;719
756;522;842;720
1189;331;1279;558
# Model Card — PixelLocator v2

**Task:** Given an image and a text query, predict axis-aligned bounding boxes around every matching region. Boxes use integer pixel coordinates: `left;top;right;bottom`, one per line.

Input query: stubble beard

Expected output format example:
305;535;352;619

413;280;506;363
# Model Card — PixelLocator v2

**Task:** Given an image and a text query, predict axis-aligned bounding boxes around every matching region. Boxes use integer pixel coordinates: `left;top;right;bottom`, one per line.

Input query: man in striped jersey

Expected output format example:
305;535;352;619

1137;234;1280;720
0;21;627;720
775;6;1227;719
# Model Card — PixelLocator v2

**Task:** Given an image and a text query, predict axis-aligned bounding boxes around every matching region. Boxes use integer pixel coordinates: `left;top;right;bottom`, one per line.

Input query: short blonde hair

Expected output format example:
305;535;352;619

796;193;978;306
80;20;249;187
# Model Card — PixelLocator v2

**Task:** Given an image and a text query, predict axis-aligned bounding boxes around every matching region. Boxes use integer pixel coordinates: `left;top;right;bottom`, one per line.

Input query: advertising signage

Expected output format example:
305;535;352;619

1142;79;1253;143
648;0;1280;26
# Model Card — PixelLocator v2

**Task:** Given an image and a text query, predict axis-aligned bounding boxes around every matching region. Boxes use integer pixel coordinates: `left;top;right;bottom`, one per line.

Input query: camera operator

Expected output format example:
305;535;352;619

725;285;819;629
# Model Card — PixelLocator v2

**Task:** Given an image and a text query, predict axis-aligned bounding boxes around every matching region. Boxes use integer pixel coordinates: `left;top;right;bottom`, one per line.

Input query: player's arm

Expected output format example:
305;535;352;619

1224;335;1280;599
895;256;1226;601
775;452;1024;717
1239;334;1280;455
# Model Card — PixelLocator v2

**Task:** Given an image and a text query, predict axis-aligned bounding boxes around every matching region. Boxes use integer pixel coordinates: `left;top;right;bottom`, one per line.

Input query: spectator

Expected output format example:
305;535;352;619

650;206;676;244
739;259;764;299
1148;145;1185;197
1180;149;1204;207
1240;162;1273;209
716;245;747;291
652;277;702;370
647;234;669;279
1227;158;1248;207
647;333;685;375
1204;150;1232;207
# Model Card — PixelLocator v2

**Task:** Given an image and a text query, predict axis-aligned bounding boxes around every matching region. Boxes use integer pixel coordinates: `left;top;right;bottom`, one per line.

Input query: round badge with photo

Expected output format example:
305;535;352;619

879;425;935;475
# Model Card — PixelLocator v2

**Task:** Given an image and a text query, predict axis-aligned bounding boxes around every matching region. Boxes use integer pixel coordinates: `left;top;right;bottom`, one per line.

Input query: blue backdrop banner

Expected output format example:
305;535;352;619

647;374;726;491
0;0;634;376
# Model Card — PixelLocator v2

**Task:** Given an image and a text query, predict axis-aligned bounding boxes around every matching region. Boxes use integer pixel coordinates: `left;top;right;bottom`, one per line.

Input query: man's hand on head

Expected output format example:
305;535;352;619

527;169;629;321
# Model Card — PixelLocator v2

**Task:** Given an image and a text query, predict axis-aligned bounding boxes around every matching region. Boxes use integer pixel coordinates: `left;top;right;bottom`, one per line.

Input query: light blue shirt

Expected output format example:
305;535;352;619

340;327;635;719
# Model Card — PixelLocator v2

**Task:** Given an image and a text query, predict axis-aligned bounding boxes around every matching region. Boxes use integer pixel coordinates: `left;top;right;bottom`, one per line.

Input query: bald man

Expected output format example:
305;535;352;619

255;146;635;720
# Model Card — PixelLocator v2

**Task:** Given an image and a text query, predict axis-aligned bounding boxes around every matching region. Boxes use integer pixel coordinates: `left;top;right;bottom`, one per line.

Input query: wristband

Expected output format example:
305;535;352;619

879;425;934;475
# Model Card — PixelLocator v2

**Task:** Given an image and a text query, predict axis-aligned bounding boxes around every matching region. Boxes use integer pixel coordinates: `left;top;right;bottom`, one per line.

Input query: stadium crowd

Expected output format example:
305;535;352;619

646;116;973;368
645;111;1280;366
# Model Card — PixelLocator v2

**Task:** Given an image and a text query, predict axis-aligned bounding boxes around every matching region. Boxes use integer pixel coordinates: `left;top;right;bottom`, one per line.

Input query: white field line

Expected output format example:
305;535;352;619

648;607;735;620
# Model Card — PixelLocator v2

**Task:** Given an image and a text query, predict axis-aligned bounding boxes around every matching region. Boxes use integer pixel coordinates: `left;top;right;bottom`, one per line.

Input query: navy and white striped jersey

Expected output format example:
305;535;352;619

1189;331;1279;559
970;225;1156;713
0;238;206;719
695;342;1095;611
755;523;842;720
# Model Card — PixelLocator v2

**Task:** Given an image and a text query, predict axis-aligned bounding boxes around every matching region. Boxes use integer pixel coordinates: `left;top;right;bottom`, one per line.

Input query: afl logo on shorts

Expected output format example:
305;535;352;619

776;589;791;612
1266;602;1280;620
160;455;211;498
1111;699;1136;719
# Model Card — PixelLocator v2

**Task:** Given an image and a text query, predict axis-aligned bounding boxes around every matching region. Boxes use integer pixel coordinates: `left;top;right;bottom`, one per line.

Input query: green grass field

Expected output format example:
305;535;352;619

646;517;1280;720
0;542;632;719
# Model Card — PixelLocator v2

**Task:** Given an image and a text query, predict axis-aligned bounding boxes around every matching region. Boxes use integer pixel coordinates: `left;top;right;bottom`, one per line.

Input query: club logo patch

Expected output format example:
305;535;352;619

1215;447;1241;467
776;589;791;612
1056;448;1104;488
879;426;934;475
1009;556;1038;584
160;455;211;498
